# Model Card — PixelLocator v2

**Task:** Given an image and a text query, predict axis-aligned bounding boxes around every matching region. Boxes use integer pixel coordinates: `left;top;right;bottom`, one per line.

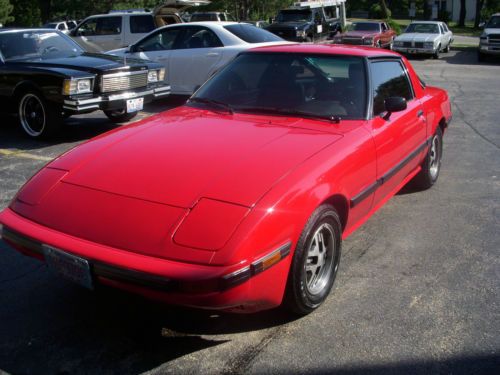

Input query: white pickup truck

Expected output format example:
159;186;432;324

70;1;210;52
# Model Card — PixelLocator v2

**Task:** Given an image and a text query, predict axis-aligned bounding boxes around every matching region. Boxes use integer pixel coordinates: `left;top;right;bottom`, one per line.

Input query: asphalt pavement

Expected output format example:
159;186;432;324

0;50;499;375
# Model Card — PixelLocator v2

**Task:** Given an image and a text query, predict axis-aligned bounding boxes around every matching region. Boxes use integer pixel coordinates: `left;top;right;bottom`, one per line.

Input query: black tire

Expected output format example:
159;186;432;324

104;109;138;123
17;90;63;139
412;127;443;190
433;45;441;59
444;43;450;53
284;204;342;315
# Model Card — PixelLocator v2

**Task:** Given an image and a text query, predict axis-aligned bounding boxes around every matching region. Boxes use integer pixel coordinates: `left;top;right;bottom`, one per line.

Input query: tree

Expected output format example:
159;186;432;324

379;0;390;18
0;0;14;25
475;0;485;28
10;0;40;26
458;0;466;27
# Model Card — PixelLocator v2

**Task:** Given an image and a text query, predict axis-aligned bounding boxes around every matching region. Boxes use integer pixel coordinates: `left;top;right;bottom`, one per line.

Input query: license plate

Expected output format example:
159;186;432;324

126;98;144;113
43;245;93;289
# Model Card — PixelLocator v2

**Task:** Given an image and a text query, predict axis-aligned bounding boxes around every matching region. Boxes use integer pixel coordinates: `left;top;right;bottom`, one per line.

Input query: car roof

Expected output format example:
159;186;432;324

0;28;62;33
247;43;401;58
409;20;443;24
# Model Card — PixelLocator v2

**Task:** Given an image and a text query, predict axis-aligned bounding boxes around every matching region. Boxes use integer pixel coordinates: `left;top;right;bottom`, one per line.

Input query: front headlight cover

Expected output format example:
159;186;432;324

148;70;159;83
296;30;306;38
62;78;93;95
364;38;374;45
424;42;435;49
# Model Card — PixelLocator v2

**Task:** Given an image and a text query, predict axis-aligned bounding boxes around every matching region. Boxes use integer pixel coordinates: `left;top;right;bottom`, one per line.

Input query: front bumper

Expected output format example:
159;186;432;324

479;45;500;55
63;85;171;113
393;47;437;55
0;208;291;313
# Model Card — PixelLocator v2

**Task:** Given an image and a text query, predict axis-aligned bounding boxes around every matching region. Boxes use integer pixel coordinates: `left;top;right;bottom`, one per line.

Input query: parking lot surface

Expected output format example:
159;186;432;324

0;50;499;374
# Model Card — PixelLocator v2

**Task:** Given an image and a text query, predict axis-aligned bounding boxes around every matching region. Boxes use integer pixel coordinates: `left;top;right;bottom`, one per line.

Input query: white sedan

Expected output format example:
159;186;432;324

392;21;453;59
108;22;288;95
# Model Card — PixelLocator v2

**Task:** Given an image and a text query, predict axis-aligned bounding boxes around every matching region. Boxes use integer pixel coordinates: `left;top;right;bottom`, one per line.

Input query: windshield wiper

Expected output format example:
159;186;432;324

235;106;341;124
188;97;233;114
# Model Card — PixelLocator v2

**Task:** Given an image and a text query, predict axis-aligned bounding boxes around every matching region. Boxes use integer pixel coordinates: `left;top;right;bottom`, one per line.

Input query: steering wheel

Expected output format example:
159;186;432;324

42;46;60;54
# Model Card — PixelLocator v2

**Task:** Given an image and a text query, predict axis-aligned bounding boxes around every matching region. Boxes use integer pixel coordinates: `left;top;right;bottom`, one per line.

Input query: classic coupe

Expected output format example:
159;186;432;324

0;29;170;138
333;21;397;49
108;22;287;95
0;44;452;314
393;21;453;59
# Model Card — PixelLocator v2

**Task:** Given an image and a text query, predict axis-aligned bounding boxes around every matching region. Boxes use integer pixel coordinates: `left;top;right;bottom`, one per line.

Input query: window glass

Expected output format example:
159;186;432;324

439;24;444;34
57;23;66;31
350;22;381;32
277;10;312;23
324;6;338;19
136;28;181;51
176;27;223;49
78;17;122;36
130;15;155;34
224;24;283;43
192;53;367;119
370;60;413;116
405;23;439;33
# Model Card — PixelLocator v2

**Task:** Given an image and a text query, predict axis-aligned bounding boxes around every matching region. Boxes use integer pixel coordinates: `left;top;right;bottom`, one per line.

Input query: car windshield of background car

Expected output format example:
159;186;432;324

190;53;367;120
406;23;439;33
486;16;500;28
224;24;283;43
277;10;312;23
0;31;83;61
350;23;380;32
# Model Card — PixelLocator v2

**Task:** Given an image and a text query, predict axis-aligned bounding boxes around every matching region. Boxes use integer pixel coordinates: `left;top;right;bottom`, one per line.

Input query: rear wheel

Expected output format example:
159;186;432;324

18;90;62;138
412;127;443;190
444;42;450;53
284;204;342;315
104;109;138;123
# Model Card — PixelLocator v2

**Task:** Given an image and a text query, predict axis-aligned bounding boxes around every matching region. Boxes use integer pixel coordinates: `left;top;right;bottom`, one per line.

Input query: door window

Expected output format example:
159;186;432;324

370;60;413;116
176;27;223;49
136;28;181;51
130;15;155;34
77;17;121;36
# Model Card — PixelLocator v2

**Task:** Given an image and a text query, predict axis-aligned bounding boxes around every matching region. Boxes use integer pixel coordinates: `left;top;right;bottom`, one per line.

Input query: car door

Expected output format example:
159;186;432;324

168;26;225;94
366;59;427;205
128;26;183;87
440;23;452;47
72;16;123;52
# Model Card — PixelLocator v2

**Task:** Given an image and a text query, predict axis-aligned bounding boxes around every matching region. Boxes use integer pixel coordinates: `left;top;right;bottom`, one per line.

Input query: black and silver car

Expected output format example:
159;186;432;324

0;29;170;138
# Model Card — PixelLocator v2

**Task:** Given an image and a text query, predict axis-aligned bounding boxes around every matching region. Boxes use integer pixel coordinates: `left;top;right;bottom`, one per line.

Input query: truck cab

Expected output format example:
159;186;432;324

266;0;343;42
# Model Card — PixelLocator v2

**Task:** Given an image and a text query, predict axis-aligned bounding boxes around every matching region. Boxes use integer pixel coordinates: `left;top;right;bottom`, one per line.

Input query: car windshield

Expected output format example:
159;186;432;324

349;22;380;32
43;23;58;28
189;53;367;120
0;31;83;62
486;16;500;28
405;23;439;33
277;10;312;23
224;24;283;43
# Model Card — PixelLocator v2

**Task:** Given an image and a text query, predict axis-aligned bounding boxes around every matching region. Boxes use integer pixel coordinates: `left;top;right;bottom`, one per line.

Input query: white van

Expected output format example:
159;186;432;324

70;1;210;52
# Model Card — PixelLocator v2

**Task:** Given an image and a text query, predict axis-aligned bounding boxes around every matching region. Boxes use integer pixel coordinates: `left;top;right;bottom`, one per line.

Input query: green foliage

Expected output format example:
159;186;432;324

10;0;40;26
0;0;14;25
369;3;391;19
386;18;401;34
481;0;500;21
438;9;450;24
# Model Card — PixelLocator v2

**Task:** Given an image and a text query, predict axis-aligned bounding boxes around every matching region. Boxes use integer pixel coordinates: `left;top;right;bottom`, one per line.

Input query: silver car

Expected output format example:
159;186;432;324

393;21;453;59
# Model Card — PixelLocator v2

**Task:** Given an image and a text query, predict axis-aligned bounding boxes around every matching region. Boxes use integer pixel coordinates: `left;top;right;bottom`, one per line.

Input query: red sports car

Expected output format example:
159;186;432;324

0;44;452;314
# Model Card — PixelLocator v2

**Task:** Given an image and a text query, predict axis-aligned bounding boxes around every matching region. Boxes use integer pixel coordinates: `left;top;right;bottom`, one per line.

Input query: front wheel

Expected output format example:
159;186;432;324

18;90;62;138
444;43;450;53
104;109;138;123
284;204;342;315
412;127;443;190
433;45;441;59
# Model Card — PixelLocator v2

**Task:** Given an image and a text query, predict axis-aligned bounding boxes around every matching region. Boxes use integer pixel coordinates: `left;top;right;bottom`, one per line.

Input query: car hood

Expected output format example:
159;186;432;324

484;28;500;35
14;52;149;74
396;33;438;42
45;107;342;209
340;31;378;38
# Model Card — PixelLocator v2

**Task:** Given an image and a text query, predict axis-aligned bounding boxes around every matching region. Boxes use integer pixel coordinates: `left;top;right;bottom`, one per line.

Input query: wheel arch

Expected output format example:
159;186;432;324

321;193;349;233
12;81;44;102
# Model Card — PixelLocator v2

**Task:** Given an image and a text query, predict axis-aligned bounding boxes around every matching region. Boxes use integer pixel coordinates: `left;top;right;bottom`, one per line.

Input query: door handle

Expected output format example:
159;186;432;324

206;52;219;57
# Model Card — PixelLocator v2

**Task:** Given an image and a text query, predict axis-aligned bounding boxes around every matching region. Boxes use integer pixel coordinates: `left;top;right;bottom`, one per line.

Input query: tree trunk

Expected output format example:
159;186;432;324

474;0;484;28
459;0;467;27
380;0;390;19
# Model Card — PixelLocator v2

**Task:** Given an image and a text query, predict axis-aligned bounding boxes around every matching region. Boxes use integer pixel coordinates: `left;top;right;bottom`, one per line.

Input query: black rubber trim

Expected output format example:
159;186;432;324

1;226;44;254
350;137;431;208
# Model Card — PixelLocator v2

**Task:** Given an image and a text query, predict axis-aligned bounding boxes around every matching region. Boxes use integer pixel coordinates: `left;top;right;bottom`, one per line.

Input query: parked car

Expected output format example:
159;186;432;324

0;29;170;138
392;21;453;59
0;44;452;314
333;21;397;48
42;21;77;34
266;0;342;42
70;0;210;52
478;13;500;61
190;11;235;22
108;22;287;95
243;20;270;29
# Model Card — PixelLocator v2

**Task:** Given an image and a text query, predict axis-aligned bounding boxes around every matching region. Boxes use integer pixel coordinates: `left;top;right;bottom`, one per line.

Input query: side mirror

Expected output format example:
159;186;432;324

383;97;407;120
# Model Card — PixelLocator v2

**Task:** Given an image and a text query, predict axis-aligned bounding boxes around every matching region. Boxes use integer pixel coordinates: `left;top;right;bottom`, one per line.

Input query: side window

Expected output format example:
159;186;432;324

381;23;387;31
176;27;223;49
219;13;226;21
370;60;413;116
77;19;98;36
136;28;181;51
130;15;155;34
439;24;444;34
95;17;122;36
57;23;66;31
314;10;322;23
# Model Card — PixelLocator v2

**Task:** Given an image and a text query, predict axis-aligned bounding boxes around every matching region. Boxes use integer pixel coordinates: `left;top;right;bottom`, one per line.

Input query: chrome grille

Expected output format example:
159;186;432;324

101;71;148;93
403;41;412;47
414;42;424;48
489;34;500;40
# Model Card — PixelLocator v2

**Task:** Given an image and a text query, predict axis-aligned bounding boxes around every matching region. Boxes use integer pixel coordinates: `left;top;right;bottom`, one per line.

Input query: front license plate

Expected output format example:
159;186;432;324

43;245;93;289
126;98;144;113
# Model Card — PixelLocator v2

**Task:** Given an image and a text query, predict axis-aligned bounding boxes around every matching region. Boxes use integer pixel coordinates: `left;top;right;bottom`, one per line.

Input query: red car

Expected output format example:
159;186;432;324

334;21;397;49
0;45;451;314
